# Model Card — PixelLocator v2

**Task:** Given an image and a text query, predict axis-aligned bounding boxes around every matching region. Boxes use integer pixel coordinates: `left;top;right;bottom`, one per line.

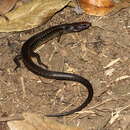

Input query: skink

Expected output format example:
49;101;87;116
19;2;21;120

14;22;93;117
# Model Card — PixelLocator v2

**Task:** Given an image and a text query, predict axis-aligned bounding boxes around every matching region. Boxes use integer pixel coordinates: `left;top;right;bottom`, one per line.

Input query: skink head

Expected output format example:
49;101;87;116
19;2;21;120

64;22;91;33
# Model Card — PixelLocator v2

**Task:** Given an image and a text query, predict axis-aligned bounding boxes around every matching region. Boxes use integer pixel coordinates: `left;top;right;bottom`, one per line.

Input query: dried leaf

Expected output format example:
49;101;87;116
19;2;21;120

79;0;130;16
7;113;83;130
0;0;17;14
0;0;70;32
79;0;114;16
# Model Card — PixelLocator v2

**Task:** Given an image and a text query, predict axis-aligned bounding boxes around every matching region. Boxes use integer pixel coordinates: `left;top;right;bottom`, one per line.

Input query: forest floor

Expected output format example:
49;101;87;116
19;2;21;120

0;5;130;130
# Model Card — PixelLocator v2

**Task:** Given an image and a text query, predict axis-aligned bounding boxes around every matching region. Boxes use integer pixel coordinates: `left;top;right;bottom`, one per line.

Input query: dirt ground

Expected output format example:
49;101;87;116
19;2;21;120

0;5;130;130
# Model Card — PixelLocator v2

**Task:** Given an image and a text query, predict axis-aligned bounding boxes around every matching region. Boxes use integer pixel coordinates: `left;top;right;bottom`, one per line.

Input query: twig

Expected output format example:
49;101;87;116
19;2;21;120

0;115;24;122
20;77;26;98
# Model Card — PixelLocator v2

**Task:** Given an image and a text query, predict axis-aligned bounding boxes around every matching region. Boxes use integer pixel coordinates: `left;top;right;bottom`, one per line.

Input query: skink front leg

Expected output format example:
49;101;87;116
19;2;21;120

13;55;22;71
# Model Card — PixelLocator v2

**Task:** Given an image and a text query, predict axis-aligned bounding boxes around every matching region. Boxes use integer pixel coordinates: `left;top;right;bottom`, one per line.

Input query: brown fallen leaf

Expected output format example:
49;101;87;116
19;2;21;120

0;0;31;20
7;113;83;130
79;0;114;16
0;0;70;32
0;0;18;14
0;0;18;20
78;0;130;16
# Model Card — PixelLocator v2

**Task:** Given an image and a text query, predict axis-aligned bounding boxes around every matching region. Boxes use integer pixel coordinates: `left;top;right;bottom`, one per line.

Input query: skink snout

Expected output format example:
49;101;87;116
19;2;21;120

66;22;92;32
79;22;92;30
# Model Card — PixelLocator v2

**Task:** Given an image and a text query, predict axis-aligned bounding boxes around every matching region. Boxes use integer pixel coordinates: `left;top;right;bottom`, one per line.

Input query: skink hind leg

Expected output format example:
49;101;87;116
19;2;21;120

57;31;63;43
32;52;48;69
13;55;22;71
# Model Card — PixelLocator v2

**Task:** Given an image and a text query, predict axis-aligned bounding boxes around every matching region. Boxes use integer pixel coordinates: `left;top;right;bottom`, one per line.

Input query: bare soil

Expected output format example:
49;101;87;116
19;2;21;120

0;6;130;130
